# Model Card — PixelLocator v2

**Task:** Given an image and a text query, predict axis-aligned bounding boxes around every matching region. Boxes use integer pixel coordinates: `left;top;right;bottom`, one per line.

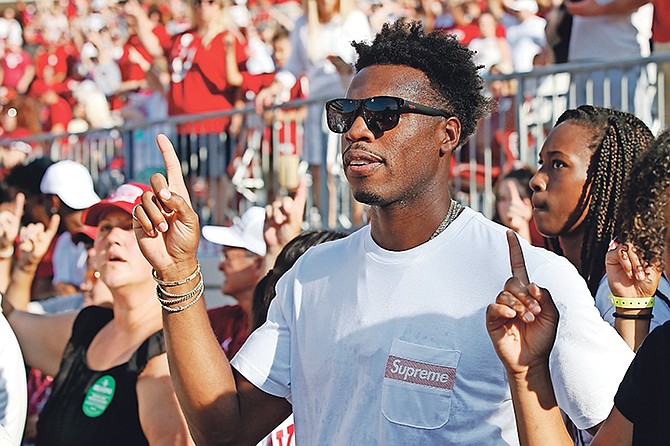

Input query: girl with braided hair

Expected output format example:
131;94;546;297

530;105;653;296
487;129;670;446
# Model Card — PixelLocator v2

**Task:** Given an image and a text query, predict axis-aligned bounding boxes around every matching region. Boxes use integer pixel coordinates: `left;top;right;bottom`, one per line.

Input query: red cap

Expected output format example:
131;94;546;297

72;225;98;245
82;182;151;226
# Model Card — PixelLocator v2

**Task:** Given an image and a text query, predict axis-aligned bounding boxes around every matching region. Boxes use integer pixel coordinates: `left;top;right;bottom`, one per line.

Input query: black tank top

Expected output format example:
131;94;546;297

37;306;166;446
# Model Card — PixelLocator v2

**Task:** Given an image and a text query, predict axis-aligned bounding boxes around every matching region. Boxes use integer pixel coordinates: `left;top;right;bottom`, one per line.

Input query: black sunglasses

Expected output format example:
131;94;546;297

325;96;451;134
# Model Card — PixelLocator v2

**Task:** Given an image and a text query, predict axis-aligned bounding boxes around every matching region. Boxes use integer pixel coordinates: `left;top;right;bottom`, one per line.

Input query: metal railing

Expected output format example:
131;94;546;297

6;52;670;229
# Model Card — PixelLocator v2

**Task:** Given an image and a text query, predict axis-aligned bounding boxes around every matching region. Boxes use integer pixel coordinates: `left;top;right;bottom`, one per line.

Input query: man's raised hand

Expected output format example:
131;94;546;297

486;231;559;375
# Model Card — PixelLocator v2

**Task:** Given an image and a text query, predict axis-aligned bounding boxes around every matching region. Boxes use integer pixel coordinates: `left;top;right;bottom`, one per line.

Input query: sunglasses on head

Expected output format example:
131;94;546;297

325;96;451;134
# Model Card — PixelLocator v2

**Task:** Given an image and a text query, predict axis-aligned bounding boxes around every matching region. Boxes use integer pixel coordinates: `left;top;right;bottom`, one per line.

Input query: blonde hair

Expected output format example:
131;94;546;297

193;0;240;46
303;0;355;62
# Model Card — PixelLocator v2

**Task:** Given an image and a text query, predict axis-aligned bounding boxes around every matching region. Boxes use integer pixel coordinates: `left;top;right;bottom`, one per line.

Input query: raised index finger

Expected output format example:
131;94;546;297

507;230;530;285
156;134;191;206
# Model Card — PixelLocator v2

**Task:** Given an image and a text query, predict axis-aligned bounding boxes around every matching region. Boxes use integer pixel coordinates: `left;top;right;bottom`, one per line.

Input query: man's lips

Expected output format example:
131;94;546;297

342;147;384;169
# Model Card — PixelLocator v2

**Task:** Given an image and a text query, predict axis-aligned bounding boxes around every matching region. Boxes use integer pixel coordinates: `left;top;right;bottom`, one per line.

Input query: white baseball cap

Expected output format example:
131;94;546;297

40;160;101;210
509;0;538;13
202;207;267;256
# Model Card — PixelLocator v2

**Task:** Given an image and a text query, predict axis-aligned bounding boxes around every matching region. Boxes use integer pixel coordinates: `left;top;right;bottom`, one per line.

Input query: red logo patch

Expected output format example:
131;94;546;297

384;355;456;390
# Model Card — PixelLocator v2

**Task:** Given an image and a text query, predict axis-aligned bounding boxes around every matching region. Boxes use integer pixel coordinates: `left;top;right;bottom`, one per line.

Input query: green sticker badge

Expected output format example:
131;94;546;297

82;375;116;418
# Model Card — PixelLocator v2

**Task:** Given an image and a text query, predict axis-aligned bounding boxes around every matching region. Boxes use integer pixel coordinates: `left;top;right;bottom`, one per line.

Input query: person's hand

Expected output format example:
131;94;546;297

606;242;662;299
326;55;353;76
565;0;605;16
16;214;60;268
0;193;25;252
123;0;146;19
127;46;150;67
254;83;281;114
503;181;533;233
486;231;559;376
133;134;200;280
264;179;307;257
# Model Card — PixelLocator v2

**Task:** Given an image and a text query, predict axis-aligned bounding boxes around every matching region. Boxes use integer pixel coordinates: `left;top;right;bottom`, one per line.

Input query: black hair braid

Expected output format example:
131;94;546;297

550;106;653;295
351;20;492;147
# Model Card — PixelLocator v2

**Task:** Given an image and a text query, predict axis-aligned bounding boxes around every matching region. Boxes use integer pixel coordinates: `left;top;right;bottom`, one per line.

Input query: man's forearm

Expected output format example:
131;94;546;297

162;297;244;445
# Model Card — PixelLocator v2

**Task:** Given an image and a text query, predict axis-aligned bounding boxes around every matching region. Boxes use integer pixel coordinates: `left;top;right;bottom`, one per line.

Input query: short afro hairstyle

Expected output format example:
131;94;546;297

352;20;491;147
619;129;670;268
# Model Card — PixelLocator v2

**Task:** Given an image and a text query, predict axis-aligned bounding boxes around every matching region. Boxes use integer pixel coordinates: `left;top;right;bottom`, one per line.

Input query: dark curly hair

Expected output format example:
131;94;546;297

352;20;491;147
252;230;348;330
618;129;670;268
545;105;654;295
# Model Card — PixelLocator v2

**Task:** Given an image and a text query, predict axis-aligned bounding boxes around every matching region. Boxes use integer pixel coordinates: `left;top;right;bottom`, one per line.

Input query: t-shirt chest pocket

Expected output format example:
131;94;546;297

382;339;460;429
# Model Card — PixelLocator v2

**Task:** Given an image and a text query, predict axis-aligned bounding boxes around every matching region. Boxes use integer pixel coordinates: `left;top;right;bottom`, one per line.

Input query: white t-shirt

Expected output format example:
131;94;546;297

232;207;633;445
506;15;547;73
0;312;27;446
595;274;670;329
568;0;650;61
52;232;88;287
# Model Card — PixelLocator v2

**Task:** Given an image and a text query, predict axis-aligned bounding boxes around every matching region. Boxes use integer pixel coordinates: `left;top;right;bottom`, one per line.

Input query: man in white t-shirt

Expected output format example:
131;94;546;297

134;20;634;445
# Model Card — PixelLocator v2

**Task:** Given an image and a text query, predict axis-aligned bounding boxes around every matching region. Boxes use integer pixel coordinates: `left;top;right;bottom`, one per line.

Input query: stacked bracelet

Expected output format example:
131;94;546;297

153;263;205;313
156;277;204;306
152;263;201;287
158;287;204;313
610;295;655;309
613;312;654;320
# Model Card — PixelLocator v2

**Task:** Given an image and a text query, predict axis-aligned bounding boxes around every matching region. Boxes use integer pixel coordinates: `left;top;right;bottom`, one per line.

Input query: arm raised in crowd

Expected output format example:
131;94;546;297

133;134;291;446
487;231;635;446
5;215;60;311
263;178;307;275
2;213;78;377
0;193;24;293
604;242;661;351
486;231;572;446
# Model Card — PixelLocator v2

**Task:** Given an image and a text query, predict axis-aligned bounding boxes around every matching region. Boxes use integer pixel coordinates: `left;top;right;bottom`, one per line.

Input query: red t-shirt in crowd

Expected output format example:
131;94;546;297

1;49;33;90
207;304;249;360
653;0;670;43
440;21;505;45
240;71;307;156
168;30;247;133
41;95;72;131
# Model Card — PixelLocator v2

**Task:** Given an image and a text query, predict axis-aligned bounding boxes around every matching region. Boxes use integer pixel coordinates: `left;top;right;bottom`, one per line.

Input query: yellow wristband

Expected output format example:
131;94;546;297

610;295;655;309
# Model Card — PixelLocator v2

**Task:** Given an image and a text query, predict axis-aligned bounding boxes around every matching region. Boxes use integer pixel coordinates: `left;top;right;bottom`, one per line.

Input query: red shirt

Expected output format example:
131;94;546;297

168;30;247;133
653;0;670;43
1;49;33;90
35;47;67;81
441;21;505;45
118;35;154;83
241;71;306;155
42;95;72;131
207;304;249;359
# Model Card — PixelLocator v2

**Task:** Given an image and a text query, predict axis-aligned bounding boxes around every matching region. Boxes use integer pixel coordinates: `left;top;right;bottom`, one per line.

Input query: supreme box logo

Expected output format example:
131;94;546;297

384;355;456;390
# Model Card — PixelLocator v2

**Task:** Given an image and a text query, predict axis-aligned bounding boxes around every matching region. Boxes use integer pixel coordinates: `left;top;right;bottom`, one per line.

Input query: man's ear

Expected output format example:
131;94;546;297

440;116;461;156
48;194;61;215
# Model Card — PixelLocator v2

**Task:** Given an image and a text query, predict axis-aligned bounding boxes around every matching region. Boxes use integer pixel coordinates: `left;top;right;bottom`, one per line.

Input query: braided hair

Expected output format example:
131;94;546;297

547;105;654;295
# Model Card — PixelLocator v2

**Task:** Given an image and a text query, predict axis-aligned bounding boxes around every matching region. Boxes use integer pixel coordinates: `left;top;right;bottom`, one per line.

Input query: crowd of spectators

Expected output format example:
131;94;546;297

0;0;658;228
